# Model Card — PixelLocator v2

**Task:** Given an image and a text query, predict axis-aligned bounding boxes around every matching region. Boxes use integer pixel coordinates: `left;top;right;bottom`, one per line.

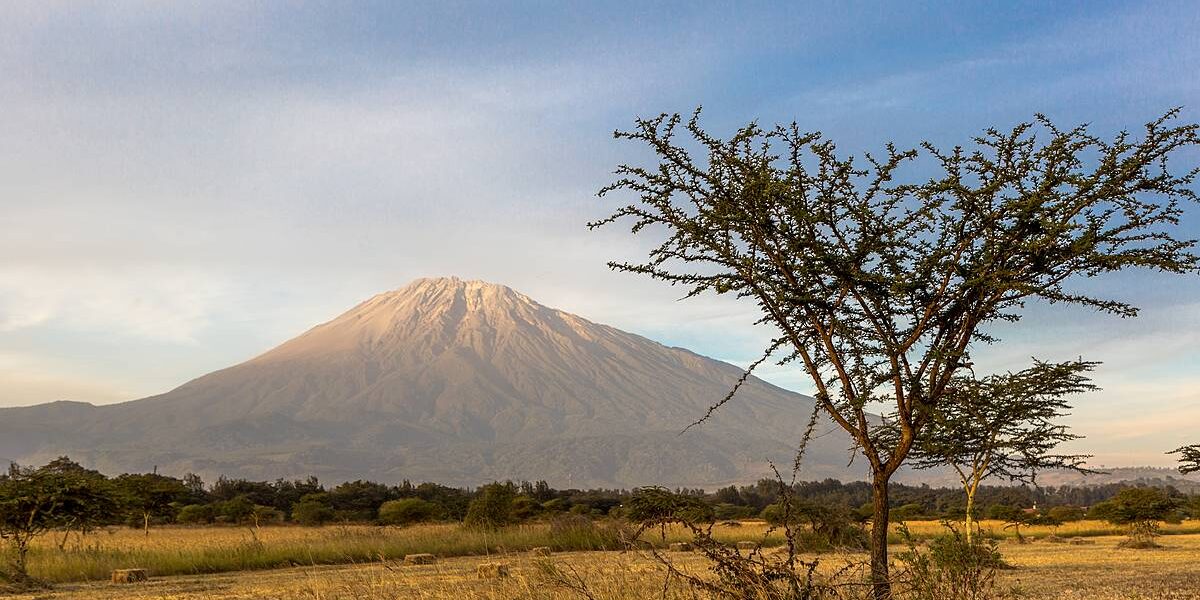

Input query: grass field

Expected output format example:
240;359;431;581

7;520;1200;598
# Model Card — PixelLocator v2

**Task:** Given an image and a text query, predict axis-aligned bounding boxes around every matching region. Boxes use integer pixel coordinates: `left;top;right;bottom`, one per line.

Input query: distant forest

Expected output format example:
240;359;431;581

3;456;1198;529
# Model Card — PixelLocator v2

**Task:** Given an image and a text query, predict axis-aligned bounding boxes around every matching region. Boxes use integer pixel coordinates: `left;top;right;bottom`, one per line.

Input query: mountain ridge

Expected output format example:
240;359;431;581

1;277;862;487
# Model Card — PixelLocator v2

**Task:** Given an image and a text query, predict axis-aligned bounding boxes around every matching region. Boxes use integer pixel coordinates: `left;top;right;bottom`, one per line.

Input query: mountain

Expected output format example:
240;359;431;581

0;277;867;488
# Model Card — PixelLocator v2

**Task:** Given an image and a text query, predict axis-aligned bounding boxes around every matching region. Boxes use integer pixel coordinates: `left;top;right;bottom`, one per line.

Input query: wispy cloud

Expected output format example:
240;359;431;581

0;267;229;343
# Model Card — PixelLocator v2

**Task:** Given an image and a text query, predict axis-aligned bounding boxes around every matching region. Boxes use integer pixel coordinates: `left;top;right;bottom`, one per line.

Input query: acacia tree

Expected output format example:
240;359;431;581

900;359;1097;542
593;109;1199;598
111;473;189;535
1171;444;1200;474
1094;487;1177;547
0;459;113;586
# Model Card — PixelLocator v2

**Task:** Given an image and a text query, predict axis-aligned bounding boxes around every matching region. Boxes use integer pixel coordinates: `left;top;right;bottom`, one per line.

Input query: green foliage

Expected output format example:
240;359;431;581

0;458;116;585
1101;487;1176;526
250;504;284;526
713;503;757;520
595;107;1200;598
176;504;216;524
378;498;442;526
1095;487;1177;548
327;480;393;521
898;525;1012;600
217;496;255;524
1172;445;1200;475
541;497;570;513
891;503;926;522
291;495;335;526
1047;506;1085;522
624;487;714;527
985;504;1022;522
464;483;517;529
110;472;191;531
511;495;542;521
761;499;867;549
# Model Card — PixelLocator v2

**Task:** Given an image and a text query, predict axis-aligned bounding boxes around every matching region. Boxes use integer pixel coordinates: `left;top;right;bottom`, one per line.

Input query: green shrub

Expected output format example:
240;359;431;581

891;503;925;522
1102;487;1176;548
1047;506;1085;523
176;504;215;524
291;496;335;526
898;525;1013;600
624;487;714;527
464;483;516;529
250;505;284;526
541;498;570;513
378;498;441;526
761;500;866;549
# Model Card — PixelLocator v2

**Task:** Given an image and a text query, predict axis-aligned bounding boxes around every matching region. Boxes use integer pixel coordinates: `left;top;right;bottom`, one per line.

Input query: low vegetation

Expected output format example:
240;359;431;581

3;458;1199;594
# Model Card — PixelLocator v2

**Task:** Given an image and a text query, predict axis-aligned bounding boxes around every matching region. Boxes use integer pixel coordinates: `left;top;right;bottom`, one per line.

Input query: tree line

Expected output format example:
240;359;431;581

4;456;1198;585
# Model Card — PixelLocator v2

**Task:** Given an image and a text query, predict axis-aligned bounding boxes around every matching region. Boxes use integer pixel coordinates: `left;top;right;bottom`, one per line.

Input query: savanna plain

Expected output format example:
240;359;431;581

7;520;1200;600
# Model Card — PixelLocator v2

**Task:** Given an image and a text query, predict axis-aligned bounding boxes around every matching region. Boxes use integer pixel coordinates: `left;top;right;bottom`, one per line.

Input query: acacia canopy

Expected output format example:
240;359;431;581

1172;444;1200;474
594;108;1199;597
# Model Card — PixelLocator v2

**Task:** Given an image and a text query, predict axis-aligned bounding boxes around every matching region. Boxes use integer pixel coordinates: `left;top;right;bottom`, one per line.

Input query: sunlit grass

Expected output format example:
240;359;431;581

18;519;1200;588
10;534;1200;599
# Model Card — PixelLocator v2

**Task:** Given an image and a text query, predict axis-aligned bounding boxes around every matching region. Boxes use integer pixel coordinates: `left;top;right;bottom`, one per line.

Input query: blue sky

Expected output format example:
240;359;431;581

1;1;1197;466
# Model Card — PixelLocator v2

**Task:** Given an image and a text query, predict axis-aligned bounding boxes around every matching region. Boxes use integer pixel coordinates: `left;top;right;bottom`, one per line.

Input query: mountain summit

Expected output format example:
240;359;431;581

0;277;861;487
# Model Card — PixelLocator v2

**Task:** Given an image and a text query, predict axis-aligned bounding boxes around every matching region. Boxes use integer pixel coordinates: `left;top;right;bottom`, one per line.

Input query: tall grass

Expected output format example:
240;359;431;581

21;519;1200;585
25;520;649;584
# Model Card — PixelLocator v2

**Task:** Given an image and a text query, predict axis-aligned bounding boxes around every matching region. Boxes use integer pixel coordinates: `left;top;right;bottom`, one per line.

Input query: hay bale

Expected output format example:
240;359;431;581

736;541;758;551
1117;538;1158;549
403;553;438;565
477;562;510;578
530;546;553;557
668;542;693;552
111;569;148;584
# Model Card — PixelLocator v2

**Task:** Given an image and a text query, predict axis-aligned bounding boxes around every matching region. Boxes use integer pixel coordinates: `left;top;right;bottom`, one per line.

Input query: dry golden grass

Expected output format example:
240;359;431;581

6;522;1200;599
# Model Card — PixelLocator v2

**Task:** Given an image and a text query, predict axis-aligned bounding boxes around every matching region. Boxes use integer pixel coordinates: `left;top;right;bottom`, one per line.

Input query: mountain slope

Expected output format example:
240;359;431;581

0;277;863;487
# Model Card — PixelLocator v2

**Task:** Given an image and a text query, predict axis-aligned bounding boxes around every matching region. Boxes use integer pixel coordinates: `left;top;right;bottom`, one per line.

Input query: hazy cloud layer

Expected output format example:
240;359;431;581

1;2;1198;465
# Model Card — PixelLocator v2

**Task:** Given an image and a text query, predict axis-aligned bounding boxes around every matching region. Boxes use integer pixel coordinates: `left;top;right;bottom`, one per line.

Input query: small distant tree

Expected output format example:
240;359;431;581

626;487;715;530
1100;487;1176;548
328;480;393;521
899;359;1097;542
464;482;517;529
1047;506;1085;523
37;458;118;546
291;494;334;526
1171;444;1200;474
1003;511;1059;544
378;498;442;526
217;496;255;524
176;504;216;524
595;108;1200;598
111;473;190;535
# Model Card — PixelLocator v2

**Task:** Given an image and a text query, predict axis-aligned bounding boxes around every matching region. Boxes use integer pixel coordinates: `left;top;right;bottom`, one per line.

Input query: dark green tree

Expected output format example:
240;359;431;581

899;359;1097;542
328;480;394;521
464;482;517;529
1096;487;1176;547
37;458;118;545
378;498;442;526
111;473;190;535
1170;444;1200;474
290;493;334;526
0;459;115;586
594;109;1199;597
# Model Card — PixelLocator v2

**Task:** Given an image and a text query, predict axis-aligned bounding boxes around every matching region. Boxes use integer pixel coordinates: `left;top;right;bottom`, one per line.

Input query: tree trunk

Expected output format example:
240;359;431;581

965;484;977;544
143;512;150;537
870;474;892;600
